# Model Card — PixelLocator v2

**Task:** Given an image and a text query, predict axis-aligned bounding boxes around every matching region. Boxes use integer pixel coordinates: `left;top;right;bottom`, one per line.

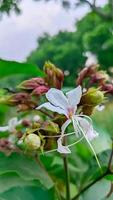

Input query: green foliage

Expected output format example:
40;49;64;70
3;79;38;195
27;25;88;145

82;178;111;200
0;59;43;78
0;152;53;189
27;7;113;86
0;0;21;15
0;59;44;124
92;103;113;137
27;31;85;86
0;186;54;200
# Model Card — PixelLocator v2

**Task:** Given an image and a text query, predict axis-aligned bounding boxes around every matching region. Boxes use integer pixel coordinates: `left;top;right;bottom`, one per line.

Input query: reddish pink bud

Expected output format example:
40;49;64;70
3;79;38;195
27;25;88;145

32;85;49;96
76;64;99;85
101;84;113;94
18;78;46;90
90;71;109;85
8;92;30;105
3;92;37;111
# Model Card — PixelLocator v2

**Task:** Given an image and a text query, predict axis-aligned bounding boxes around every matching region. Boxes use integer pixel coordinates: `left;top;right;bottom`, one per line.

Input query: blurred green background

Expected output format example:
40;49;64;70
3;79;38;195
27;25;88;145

0;1;113;200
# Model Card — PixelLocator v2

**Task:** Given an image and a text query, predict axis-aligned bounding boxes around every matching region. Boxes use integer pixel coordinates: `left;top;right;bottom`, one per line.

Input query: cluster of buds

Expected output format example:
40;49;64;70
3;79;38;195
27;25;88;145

77;64;113;96
76;64;108;86
18;77;49;96
44;61;64;89
0;92;37;111
0;61;64;112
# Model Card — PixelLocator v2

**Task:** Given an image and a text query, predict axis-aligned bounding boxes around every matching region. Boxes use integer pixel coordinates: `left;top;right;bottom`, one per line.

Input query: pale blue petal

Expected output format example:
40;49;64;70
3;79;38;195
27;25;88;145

37;102;68;116
66;85;82;108
46;88;68;110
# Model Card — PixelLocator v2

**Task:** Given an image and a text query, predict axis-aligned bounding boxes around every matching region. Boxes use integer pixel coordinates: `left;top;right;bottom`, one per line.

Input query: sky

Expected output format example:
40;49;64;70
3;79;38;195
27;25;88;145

0;0;107;62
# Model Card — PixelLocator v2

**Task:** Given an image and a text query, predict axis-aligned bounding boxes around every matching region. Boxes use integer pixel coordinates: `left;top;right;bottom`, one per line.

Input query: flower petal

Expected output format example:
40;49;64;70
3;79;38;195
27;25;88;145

0;126;8;132
37;102;68;116
8;117;18;132
46;88;68;110
66;85;82;108
57;137;71;154
77;117;98;141
61;119;71;135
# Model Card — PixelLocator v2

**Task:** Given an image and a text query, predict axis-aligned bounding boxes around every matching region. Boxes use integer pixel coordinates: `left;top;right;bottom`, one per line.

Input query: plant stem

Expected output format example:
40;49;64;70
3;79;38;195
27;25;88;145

63;155;71;200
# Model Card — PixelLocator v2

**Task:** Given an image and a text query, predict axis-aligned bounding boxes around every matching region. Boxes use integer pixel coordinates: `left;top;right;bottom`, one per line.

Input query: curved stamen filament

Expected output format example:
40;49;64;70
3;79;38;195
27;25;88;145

77;114;93;124
42;136;84;155
74;117;101;169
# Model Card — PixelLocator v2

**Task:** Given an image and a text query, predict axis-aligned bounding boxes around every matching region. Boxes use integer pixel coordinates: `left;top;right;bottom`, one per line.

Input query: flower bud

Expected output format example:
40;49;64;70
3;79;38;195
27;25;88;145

81;88;104;106
76;64;99;85
24;133;41;150
90;71;109;85
44;61;64;89
1;92;37;111
17;78;45;90
32;85;49;96
6;92;29;105
101;83;113;94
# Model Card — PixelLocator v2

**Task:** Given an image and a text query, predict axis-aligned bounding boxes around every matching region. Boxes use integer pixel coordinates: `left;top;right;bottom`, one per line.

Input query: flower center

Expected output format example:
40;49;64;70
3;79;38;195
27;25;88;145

67;107;75;118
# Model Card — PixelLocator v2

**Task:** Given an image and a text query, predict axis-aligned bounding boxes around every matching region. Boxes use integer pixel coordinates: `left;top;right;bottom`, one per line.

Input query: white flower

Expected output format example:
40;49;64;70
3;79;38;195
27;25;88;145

37;86;100;168
0;117;22;133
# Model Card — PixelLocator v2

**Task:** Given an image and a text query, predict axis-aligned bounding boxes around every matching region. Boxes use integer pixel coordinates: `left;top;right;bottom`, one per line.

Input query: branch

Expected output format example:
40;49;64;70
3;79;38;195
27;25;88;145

82;0;112;21
72;170;110;200
72;139;113;200
37;109;53;119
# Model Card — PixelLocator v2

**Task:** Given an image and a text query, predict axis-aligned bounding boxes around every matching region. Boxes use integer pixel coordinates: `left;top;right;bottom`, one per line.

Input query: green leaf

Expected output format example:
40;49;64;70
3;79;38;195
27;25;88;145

82;178;111;200
0;59;44;78
0;152;53;189
91;130;112;154
105;174;113;181
0;172;40;193
103;194;113;200
0;186;55;200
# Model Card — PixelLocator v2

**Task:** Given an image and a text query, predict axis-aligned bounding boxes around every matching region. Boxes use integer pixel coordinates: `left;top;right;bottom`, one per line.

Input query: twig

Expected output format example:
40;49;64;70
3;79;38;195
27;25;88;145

39;109;53;118
72;139;113;200
72;170;109;200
